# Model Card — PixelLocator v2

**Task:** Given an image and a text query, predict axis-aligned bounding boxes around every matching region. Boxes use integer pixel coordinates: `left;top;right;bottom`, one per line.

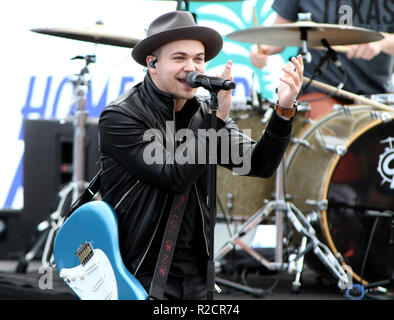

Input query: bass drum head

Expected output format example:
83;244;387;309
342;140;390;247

286;105;394;289
327;118;394;287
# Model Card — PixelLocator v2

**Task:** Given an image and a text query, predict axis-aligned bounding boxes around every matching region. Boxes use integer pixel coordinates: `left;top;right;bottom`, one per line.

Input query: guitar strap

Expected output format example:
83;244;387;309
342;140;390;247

65;168;103;219
148;188;190;300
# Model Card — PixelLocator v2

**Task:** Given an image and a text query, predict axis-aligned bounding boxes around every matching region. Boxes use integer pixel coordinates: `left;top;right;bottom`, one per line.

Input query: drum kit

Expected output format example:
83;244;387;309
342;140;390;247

217;12;394;298
17;1;393;299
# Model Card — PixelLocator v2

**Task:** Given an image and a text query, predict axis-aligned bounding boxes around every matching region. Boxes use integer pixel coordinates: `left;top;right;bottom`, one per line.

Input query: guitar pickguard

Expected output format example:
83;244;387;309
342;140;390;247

59;248;118;300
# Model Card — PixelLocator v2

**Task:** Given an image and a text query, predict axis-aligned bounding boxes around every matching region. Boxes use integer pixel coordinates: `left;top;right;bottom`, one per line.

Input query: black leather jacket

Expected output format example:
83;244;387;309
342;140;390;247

98;74;292;275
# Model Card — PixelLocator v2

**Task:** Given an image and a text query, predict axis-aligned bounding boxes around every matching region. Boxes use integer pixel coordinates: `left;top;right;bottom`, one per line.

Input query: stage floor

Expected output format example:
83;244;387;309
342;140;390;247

0;260;348;301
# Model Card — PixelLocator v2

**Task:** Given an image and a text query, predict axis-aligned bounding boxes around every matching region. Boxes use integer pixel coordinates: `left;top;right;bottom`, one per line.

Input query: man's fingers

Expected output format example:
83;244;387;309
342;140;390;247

220;60;233;79
281;64;299;87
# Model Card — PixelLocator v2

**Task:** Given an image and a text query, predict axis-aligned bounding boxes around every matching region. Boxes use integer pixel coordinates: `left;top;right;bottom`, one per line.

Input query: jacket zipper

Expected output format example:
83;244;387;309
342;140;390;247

188;106;209;256
114;180;140;210
134;194;168;276
194;183;209;256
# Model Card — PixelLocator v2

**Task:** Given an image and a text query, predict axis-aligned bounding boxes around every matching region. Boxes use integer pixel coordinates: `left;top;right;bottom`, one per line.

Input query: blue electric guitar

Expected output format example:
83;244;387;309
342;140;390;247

53;200;148;300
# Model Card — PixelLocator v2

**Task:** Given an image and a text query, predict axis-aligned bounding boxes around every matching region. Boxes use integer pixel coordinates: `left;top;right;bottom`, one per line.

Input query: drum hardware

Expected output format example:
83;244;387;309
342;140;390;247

365;210;394;218
314;128;348;156
297;13;312;64
215;201;276;269
324;143;347;156
288;235;307;292
371;110;392;122
305;199;328;212
16;55;96;272
343;106;354;119
335;252;346;265
297;102;312;113
365;209;394;245
288;211;320;292
226;193;233;215
289;204;350;289
332;104;355;120
369;93;394;106
215;159;350;295
332;103;344;110
290;137;312;149
306;210;320;225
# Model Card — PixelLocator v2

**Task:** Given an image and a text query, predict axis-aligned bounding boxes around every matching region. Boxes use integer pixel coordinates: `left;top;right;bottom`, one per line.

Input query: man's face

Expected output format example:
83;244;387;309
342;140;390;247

148;39;205;108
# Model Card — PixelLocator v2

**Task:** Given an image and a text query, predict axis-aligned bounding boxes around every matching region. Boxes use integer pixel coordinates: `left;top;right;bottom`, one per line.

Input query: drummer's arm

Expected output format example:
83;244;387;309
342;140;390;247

250;15;293;69
346;32;394;60
380;33;394;56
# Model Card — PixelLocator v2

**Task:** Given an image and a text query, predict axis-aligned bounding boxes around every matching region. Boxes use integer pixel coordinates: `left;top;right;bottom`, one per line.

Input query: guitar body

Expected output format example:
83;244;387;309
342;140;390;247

53;201;148;300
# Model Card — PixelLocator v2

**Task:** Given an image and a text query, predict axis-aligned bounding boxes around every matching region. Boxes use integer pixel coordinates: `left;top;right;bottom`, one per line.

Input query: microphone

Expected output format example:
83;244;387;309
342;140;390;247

321;39;345;75
311;39;345;77
302;38;347;93
186;71;236;91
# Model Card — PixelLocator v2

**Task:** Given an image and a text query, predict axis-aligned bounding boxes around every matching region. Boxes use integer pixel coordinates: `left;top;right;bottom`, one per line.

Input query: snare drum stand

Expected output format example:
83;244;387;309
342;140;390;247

16;55;95;272
215;156;350;295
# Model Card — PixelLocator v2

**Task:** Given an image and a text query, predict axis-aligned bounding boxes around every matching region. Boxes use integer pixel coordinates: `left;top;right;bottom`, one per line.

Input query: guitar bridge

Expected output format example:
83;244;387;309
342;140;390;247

75;241;94;266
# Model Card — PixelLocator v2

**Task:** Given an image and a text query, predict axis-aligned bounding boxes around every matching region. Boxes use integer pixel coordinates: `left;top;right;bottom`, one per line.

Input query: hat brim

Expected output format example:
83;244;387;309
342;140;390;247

132;25;223;66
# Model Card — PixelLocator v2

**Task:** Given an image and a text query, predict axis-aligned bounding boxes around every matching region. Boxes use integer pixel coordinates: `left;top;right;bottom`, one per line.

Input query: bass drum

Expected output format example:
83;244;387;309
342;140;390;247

286;105;394;289
217;103;310;218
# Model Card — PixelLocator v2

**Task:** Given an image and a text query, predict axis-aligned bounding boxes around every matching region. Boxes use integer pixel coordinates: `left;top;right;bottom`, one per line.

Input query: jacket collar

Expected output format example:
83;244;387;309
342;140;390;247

139;73;200;120
140;73;175;119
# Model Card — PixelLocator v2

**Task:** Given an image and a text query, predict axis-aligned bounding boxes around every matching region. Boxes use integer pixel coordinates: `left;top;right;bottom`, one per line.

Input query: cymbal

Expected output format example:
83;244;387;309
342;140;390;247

31;25;140;48
226;21;384;47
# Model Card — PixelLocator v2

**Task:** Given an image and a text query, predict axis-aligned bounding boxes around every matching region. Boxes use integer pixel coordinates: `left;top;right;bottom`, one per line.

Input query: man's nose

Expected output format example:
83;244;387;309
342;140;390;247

184;59;197;71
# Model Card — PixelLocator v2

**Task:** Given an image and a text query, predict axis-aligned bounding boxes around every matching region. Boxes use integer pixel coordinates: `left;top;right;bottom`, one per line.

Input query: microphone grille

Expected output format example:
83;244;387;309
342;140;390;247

186;71;201;87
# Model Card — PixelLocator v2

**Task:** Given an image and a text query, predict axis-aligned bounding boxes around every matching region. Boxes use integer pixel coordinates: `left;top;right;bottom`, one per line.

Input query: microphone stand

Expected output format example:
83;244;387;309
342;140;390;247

206;87;219;300
187;74;235;299
302;38;347;95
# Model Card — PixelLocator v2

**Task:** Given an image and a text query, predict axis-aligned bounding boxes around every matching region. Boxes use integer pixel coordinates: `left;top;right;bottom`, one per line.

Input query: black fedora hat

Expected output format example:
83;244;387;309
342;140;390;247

132;11;223;66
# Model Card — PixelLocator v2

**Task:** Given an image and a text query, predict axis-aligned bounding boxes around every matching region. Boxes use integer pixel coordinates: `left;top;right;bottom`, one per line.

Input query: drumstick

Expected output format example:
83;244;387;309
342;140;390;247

303;76;394;112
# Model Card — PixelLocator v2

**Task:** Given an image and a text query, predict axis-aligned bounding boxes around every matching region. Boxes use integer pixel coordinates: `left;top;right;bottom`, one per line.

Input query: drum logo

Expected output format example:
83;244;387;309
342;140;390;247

377;137;394;189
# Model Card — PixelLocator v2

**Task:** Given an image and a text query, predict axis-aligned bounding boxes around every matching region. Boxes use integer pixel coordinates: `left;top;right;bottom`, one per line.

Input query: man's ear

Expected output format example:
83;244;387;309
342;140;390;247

146;55;158;72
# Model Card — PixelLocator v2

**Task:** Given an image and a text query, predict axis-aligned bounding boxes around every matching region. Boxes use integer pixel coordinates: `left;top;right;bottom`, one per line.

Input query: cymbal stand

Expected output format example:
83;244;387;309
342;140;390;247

215;158;350;295
16;55;95;271
297;12;312;63
176;0;189;11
